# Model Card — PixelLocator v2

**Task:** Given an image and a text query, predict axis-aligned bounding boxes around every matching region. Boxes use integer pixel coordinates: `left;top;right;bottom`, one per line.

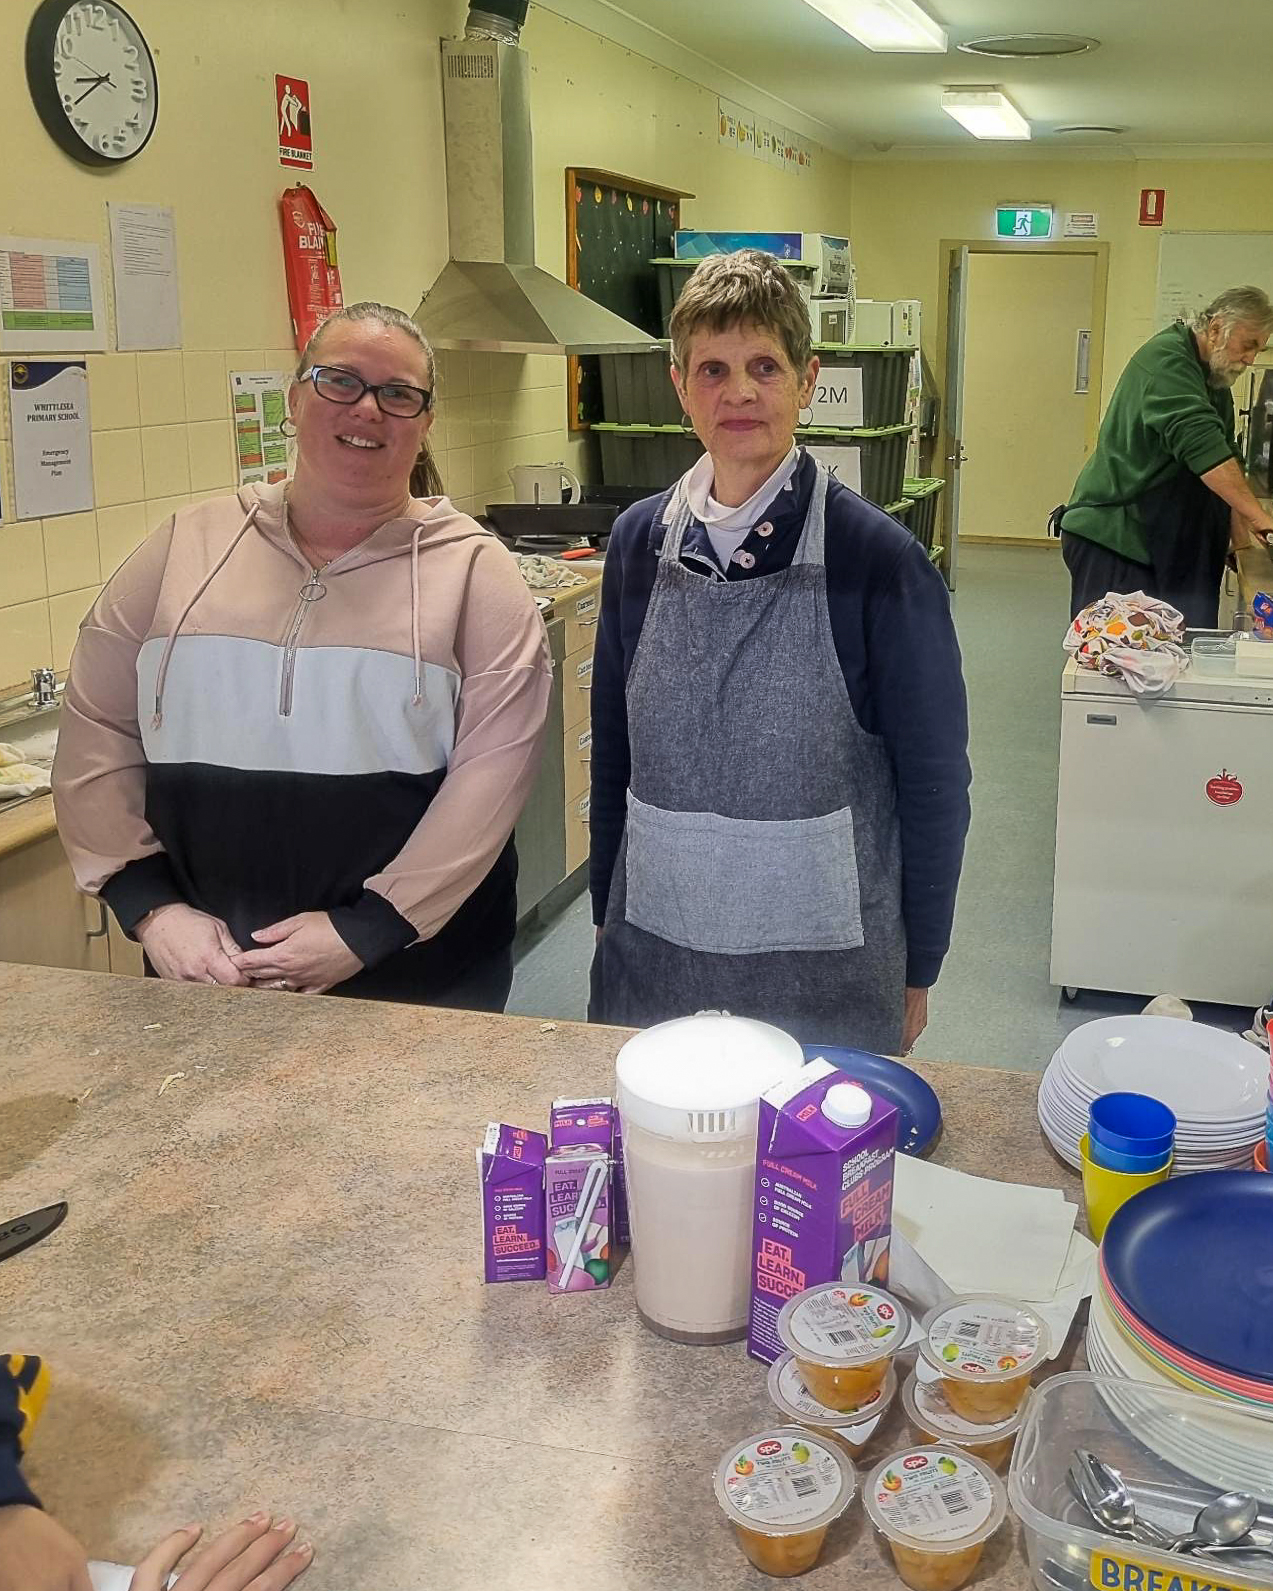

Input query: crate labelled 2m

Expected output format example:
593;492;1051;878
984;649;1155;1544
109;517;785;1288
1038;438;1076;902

808;368;864;429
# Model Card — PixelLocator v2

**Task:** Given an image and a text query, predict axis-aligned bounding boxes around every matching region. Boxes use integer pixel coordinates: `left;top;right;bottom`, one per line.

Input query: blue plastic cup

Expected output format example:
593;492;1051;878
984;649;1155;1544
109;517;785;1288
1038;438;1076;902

1088;1093;1176;1158
1085;1136;1173;1174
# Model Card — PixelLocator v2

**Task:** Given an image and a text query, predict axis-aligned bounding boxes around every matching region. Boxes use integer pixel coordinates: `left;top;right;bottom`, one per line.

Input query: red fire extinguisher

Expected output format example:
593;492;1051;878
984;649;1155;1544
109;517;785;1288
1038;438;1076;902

279;184;344;352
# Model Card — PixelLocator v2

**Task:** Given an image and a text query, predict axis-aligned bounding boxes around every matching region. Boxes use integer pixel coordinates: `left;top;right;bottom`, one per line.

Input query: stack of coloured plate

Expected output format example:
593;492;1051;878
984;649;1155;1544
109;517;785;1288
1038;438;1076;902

1086;1172;1273;1491
1037;1016;1264;1172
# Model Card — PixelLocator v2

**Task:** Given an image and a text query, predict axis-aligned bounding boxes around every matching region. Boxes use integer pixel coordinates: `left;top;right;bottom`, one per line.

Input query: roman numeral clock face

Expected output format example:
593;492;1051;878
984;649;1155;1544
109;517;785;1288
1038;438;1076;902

26;0;158;165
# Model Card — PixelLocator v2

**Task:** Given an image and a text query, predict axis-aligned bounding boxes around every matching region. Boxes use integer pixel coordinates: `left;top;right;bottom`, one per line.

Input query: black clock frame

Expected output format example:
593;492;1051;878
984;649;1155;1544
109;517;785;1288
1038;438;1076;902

25;0;159;167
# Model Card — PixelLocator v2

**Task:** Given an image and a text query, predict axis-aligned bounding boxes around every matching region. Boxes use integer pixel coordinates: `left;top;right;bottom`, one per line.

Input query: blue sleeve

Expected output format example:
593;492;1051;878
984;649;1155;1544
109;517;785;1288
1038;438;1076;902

0;1357;42;1510
865;538;971;987
589;527;633;926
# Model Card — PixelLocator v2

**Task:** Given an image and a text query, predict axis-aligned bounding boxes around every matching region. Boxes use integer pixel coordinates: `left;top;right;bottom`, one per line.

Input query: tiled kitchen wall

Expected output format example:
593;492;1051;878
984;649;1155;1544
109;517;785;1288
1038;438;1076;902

0;345;570;695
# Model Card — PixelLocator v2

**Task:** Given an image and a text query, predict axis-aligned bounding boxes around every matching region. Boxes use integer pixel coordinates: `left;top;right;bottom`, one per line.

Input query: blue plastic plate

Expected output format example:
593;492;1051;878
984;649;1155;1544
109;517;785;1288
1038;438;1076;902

802;1044;942;1157
1102;1171;1273;1381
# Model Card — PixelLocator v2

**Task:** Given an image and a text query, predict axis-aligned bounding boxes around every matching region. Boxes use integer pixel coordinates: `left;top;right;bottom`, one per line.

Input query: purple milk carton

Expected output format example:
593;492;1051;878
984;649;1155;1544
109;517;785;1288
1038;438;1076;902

549;1095;629;1249
477;1123;547;1283
747;1058;898;1363
546;1144;611;1292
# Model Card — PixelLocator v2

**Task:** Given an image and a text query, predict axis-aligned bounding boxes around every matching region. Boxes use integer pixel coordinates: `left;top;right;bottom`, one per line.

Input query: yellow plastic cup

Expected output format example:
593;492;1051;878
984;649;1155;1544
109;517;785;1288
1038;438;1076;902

1080;1133;1172;1241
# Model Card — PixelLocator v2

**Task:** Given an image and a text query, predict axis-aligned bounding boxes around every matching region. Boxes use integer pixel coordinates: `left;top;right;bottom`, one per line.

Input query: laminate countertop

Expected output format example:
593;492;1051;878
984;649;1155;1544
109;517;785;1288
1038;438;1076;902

0;962;1077;1589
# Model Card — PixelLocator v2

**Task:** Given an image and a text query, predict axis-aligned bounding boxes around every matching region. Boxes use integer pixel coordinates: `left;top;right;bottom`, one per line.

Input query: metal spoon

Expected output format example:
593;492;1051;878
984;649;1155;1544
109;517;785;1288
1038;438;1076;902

1171;1493;1261;1554
1073;1452;1175;1549
1068;1455;1174;1548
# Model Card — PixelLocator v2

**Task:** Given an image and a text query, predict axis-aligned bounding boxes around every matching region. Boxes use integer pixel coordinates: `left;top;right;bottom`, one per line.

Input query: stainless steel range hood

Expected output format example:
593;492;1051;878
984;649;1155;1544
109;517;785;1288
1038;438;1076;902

414;13;660;356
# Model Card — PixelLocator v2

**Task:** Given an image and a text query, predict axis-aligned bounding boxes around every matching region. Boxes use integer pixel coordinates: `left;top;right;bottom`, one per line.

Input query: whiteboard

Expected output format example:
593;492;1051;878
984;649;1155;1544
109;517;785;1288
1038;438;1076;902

1155;231;1273;329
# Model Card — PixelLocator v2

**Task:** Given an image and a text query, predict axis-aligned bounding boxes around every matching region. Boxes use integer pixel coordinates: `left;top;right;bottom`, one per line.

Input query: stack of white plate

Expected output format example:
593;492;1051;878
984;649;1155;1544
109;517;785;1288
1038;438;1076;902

1088;1290;1273;1496
1037;1015;1264;1172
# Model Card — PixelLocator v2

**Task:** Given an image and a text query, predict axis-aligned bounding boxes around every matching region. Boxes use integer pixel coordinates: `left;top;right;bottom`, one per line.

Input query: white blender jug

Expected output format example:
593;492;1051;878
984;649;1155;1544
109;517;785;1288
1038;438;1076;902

616;1012;805;1343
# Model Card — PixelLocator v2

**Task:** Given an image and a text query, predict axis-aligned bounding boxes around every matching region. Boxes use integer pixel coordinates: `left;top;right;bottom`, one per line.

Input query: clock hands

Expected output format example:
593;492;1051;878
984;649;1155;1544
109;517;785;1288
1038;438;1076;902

72;72;114;106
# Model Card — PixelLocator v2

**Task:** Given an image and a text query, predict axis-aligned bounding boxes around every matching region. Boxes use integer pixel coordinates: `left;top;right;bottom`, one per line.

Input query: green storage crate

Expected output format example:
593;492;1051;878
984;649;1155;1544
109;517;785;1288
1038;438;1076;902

800;423;913;507
885;498;912;525
812;346;913;429
652;257;818;336
592;423;703;491
901;475;945;554
592;421;914;507
597;345;680;426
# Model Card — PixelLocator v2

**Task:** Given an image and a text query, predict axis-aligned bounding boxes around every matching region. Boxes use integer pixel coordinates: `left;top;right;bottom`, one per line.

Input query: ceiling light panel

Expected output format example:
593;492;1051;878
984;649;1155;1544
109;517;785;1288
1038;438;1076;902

941;88;1031;140
958;34;1098;59
802;0;948;53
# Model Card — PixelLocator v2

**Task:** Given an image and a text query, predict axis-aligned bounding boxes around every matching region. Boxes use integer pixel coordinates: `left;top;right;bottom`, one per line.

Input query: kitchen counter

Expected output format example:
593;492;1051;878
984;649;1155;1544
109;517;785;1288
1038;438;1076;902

0;963;1074;1589
0;790;56;859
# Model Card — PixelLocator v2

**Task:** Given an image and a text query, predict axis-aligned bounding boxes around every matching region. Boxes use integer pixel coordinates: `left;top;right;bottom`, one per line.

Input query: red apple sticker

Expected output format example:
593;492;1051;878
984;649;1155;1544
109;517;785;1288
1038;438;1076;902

1206;769;1243;807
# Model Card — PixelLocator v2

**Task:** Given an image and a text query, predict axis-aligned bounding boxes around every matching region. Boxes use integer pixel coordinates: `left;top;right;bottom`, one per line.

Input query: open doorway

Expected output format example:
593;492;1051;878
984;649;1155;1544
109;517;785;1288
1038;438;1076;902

936;240;1109;585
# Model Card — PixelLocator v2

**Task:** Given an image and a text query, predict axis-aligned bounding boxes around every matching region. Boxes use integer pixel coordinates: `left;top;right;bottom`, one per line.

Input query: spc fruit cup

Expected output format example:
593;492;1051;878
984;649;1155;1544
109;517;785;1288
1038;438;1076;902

1080;1133;1172;1242
900;1373;1023;1473
767;1353;898;1462
714;1427;855;1578
864;1446;1007;1591
1087;1092;1176;1159
776;1283;911;1414
917;1297;1050;1426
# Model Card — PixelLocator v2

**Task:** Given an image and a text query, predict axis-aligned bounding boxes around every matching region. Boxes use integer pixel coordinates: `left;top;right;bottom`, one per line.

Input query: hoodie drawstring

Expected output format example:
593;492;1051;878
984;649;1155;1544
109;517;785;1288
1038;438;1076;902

410;523;424;705
152;504;260;729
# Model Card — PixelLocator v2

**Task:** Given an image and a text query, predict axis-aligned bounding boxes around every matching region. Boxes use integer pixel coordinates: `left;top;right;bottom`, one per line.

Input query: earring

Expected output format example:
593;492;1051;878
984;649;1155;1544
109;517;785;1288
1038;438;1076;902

280;417;297;438
798;405;814;429
679;411;696;433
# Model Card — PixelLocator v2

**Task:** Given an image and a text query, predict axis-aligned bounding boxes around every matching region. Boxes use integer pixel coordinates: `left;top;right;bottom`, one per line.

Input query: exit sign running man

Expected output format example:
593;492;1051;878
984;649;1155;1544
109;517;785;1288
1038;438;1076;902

995;205;1054;239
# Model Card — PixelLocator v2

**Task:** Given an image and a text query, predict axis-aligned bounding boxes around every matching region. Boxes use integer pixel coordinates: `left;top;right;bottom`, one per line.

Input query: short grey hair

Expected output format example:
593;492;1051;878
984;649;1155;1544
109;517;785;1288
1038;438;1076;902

669;250;813;376
1191;286;1273;336
293;301;443;498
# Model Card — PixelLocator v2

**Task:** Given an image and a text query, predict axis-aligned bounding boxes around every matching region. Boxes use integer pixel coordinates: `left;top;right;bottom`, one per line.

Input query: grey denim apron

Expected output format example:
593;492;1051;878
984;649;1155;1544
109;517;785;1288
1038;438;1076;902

593;461;906;1051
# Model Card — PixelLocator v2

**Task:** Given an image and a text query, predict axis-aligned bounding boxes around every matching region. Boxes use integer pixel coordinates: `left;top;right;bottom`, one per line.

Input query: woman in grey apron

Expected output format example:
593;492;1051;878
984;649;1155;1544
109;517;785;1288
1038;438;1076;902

588;250;971;1053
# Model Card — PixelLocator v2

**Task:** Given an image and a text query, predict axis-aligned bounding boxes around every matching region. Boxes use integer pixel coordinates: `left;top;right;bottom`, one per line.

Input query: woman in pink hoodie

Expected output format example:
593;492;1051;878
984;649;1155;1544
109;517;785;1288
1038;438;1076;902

53;303;551;1008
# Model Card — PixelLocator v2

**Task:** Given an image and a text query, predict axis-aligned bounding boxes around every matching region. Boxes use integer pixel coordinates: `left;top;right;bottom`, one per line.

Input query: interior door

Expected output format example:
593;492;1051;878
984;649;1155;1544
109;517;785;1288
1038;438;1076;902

942;246;969;590
960;252;1096;544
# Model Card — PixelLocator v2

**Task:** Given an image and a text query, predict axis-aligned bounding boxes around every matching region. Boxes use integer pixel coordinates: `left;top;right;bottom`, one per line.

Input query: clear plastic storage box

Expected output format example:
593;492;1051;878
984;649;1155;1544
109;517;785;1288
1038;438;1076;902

1009;1372;1273;1591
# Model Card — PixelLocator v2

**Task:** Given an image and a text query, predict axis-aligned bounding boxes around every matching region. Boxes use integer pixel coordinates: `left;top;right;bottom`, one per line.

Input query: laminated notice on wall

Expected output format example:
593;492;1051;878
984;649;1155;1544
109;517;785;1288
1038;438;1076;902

230;370;290;487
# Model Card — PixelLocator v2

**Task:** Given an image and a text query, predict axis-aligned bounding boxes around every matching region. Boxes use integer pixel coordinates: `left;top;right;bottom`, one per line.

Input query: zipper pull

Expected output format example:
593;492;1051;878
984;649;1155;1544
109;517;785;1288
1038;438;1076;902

301;568;327;602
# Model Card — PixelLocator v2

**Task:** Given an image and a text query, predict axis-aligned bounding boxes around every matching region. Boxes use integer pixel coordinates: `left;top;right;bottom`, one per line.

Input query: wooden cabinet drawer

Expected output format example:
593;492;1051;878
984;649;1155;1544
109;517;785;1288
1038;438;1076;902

564;723;591;804
565;788;591;875
561;647;594;733
562;585;600;655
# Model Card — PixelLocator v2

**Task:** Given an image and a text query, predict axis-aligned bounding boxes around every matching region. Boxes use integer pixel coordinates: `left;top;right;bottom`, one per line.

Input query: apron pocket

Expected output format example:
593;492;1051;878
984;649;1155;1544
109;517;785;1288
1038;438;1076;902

624;793;864;955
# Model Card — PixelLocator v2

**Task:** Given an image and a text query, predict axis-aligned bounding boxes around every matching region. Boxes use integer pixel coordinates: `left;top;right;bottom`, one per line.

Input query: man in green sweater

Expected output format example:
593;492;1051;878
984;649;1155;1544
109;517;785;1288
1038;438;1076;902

1058;285;1273;627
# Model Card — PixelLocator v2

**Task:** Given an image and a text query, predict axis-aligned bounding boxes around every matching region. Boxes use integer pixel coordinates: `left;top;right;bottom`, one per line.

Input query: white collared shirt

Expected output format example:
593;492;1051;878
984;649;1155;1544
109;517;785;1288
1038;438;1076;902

682;445;799;570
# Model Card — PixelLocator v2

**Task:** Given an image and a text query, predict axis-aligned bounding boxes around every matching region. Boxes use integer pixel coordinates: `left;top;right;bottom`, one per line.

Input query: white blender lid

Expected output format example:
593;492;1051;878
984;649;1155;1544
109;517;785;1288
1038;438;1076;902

615;1012;806;1141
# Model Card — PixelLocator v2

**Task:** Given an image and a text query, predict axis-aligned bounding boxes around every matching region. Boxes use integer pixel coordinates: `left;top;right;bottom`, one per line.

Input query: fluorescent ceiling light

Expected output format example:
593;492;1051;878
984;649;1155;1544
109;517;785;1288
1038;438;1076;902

941;88;1031;140
803;0;948;53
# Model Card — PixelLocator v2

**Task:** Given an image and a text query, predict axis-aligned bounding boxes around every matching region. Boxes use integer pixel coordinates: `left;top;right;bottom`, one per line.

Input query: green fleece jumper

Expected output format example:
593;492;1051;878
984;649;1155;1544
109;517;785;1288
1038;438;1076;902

1060;322;1239;562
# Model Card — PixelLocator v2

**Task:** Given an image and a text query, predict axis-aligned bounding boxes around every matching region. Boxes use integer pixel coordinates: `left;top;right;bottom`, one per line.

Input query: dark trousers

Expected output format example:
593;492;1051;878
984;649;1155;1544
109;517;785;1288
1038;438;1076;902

1061;469;1229;630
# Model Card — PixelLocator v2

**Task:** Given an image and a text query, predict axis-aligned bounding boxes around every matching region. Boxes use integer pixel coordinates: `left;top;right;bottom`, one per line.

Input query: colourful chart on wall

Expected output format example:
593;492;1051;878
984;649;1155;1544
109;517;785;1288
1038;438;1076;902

0;235;106;353
230;370;291;486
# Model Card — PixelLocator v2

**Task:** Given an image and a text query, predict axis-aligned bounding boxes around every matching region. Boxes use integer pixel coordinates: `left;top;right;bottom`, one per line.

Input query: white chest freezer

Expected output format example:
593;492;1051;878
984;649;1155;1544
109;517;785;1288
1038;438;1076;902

1050;657;1273;1006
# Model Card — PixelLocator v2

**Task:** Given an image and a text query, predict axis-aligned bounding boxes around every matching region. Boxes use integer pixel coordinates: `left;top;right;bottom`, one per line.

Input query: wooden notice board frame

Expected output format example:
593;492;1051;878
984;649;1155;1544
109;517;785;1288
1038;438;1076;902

566;167;694;431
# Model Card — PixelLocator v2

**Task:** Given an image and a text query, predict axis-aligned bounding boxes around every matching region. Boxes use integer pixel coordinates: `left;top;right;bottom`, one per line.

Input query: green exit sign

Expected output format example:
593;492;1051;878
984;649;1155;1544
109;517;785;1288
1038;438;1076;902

995;205;1054;239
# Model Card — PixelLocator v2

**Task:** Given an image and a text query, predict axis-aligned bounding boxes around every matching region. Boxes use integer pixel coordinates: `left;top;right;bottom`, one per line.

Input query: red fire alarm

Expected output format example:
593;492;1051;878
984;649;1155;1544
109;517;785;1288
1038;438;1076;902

1205;769;1243;806
1139;188;1165;226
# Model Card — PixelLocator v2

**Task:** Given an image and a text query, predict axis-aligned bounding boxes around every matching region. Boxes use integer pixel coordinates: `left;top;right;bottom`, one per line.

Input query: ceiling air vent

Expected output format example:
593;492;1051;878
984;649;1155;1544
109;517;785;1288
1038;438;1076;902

958;34;1099;59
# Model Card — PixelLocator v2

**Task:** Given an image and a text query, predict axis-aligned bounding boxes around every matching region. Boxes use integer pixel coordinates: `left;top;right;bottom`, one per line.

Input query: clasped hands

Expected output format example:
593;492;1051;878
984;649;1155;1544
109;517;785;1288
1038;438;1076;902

134;905;361;995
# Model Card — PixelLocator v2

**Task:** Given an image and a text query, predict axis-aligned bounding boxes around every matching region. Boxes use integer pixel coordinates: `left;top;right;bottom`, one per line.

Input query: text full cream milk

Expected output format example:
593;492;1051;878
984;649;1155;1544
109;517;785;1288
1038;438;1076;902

748;1058;898;1363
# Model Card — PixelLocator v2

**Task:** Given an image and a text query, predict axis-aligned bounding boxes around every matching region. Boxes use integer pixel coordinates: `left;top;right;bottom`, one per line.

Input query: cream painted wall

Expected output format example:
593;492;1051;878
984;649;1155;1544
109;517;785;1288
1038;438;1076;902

850;157;1273;412
959;252;1095;540
0;0;852;695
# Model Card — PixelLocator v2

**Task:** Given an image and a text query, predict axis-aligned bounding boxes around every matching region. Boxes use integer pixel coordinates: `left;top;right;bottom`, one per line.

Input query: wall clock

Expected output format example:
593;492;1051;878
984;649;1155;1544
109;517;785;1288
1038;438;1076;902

26;0;158;166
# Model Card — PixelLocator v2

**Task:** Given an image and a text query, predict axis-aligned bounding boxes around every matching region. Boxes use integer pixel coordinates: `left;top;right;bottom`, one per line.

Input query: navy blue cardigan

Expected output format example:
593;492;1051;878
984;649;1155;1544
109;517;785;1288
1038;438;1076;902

588;450;972;989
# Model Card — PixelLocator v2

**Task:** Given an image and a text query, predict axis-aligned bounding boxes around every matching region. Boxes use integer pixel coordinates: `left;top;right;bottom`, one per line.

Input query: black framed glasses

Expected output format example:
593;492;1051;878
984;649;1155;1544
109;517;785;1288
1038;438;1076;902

302;364;432;418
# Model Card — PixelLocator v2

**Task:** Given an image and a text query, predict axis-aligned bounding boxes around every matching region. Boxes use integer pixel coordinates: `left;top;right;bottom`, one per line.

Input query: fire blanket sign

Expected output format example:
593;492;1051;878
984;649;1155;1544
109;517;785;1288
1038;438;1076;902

276;75;313;169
